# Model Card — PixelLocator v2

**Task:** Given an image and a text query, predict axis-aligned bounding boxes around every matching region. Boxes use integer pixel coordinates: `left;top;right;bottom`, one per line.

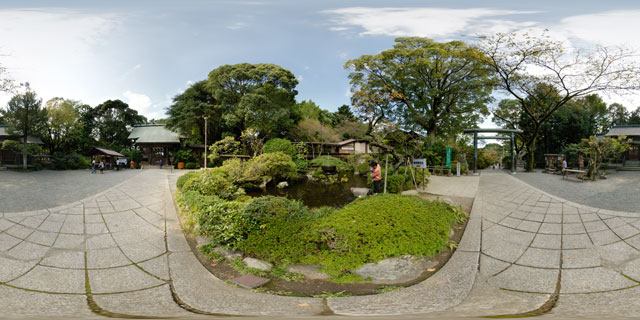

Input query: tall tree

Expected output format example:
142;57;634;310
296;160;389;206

42;98;82;155
479;31;640;171
333;104;356;125
345;37;496;137
627;107;640;125
166;80;221;143
1;90;47;169
93;100;146;149
606;103;629;128
206;63;300;138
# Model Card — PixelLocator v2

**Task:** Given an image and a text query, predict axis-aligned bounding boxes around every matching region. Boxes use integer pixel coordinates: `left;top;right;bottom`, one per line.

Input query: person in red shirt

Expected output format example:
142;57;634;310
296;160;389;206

369;160;382;194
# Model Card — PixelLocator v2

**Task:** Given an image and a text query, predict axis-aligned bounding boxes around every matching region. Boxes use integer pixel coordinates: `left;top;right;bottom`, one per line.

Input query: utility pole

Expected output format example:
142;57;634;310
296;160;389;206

203;115;209;170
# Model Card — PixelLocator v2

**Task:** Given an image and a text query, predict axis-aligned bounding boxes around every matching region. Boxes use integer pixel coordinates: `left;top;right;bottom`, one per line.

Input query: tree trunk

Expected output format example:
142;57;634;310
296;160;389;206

525;137;536;172
22;135;28;170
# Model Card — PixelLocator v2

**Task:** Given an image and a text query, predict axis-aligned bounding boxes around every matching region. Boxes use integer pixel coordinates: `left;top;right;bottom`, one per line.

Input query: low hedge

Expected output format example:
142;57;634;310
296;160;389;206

185;162;199;169
177;171;201;190
309;156;349;172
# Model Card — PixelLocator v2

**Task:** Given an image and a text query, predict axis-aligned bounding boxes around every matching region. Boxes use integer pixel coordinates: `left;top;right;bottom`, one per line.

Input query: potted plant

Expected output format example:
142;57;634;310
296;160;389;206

129;149;142;169
173;149;194;169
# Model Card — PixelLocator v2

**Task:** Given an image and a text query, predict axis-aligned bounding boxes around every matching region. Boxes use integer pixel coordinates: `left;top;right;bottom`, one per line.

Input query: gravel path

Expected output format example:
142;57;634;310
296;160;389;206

511;169;640;212
0;169;141;212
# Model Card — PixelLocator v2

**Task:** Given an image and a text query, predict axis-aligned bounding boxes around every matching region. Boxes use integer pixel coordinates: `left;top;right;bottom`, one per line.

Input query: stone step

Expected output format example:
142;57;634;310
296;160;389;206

624;160;640;166
618;166;640;171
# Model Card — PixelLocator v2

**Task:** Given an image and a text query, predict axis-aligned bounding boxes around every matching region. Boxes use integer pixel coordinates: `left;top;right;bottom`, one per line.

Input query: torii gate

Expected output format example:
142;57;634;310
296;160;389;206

463;128;523;175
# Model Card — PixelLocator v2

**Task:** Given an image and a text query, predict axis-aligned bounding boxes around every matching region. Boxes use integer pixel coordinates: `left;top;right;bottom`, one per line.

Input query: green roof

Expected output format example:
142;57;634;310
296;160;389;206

128;125;181;144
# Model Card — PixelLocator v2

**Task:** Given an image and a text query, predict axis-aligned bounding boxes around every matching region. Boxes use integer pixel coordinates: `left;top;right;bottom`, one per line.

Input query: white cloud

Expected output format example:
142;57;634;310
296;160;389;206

323;7;537;38
123;90;160;119
0;8;125;107
556;11;640;48
226;22;248;30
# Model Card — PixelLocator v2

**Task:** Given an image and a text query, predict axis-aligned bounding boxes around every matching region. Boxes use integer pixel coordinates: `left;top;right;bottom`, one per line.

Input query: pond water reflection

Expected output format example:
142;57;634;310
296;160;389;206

246;173;369;208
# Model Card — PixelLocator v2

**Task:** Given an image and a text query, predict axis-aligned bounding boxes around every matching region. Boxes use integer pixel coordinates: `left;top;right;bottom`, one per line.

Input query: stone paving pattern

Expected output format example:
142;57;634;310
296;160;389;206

513;169;640;212
0;169;141;212
2;168;640;318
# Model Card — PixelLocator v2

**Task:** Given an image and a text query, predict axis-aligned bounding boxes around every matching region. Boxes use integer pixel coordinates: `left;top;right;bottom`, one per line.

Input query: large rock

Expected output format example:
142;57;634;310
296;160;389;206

285;264;329;280
243;257;273;271
213;246;242;260
353;256;437;284
351;187;370;198
277;181;289;189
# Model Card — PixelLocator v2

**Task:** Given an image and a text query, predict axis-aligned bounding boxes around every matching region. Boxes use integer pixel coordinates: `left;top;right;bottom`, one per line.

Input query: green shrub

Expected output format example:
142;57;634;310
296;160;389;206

294;159;308;172
357;162;369;175
385;174;410;194
243;152;297;185
174;149;195;163
263;138;296;158
306;194;462;276
244;196;309;220
309;156;349;172
177;171;201;190
208;136;241;164
182;168;246;200
367;173;414;194
51;153;90;170
238;196;318;264
197;198;248;249
185;162;199;169
32;163;42;171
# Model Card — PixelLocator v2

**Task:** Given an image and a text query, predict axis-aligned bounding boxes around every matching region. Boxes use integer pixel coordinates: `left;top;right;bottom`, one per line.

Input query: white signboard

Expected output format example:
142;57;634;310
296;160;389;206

456;162;461;177
412;158;426;168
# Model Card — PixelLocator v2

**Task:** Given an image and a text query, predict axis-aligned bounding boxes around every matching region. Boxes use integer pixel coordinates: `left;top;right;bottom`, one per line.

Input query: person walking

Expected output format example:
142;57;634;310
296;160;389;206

160;159;163;169
370;160;382;194
562;157;568;178
99;160;104;174
91;159;96;174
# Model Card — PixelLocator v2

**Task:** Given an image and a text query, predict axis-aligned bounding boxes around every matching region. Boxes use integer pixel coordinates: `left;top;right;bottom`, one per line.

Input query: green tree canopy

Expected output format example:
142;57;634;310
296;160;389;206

345;37;496;137
205;63;300;138
93;99;146;149
1;90;47;168
42;97;82;155
166;80;221;144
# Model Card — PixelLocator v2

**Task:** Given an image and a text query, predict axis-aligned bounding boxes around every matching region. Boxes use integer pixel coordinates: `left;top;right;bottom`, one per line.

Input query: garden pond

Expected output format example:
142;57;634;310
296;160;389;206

246;172;370;208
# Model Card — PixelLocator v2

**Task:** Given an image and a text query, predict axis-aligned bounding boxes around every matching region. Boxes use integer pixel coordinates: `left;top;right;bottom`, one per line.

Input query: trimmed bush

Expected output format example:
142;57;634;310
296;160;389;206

309;155;349;172
294;159;308;172
182;168;246;200
263;138;296;158
367;173;415;194
242;152;297;185
177;171;201;190
306;194;464;276
185;162;199;169
197;198;248;249
238;196;316;264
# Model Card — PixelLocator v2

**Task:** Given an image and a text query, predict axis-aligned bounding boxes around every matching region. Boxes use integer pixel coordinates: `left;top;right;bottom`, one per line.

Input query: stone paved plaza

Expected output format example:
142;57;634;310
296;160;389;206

1;168;640;318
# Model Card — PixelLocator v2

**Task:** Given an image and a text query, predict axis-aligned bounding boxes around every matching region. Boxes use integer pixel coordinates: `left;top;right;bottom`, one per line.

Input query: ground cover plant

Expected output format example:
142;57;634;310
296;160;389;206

177;170;466;283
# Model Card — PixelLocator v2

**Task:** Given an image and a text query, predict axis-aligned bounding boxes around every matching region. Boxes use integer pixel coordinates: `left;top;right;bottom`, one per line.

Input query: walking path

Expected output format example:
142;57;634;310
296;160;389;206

1;169;640;318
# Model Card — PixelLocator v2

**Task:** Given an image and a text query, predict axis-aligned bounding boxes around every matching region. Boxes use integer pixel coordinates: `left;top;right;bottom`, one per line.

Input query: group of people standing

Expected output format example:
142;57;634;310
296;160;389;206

91;159;105;174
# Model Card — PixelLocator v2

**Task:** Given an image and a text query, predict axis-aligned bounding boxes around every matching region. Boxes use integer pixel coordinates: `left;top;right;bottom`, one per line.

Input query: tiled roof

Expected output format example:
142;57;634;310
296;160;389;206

0;125;44;144
92;147;125;157
128;125;181;144
605;125;640;137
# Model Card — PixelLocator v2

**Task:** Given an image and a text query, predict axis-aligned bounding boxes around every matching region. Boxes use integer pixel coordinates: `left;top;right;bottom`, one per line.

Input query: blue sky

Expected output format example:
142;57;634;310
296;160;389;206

2;0;640;121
